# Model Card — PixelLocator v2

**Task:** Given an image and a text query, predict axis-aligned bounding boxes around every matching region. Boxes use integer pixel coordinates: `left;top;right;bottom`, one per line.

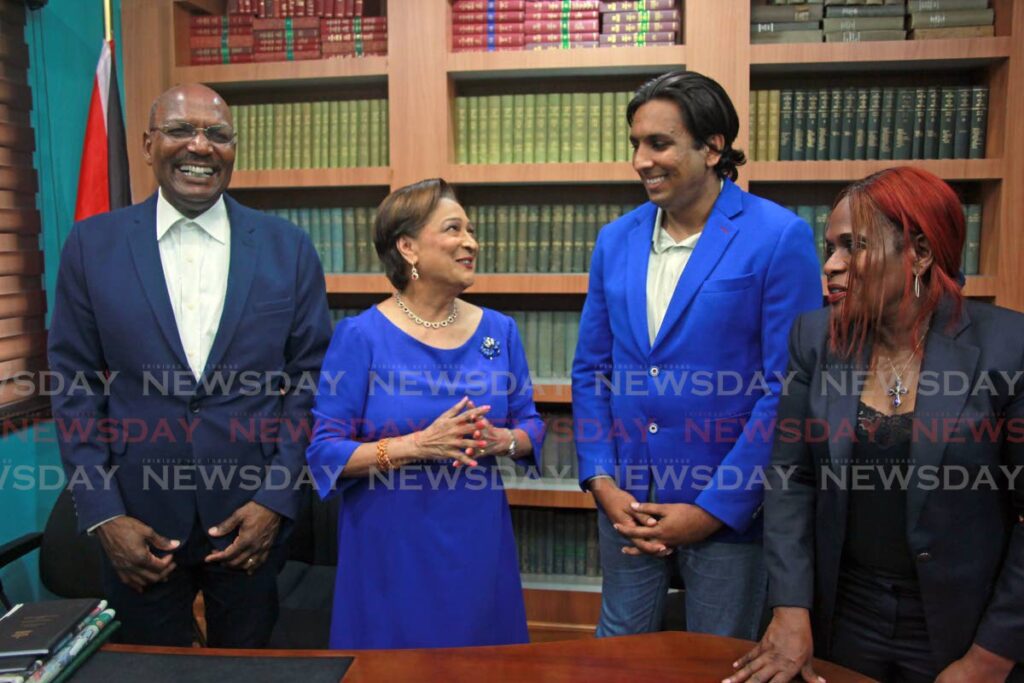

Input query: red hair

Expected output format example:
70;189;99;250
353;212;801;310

829;166;965;358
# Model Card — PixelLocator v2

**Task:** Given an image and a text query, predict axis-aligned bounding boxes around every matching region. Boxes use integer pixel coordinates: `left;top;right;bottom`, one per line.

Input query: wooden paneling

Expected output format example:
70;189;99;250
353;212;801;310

0;208;39;233
230;167;390;190
0;290;45;316
751;37;1012;70
447;45;686;80
506;487;593;510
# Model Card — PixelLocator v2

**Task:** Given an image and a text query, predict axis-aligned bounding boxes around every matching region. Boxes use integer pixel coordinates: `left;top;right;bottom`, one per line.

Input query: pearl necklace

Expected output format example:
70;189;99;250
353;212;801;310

395;292;458;329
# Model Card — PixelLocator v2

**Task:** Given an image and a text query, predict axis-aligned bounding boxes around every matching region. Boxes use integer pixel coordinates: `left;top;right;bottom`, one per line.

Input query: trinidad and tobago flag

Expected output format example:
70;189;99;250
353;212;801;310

74;39;130;221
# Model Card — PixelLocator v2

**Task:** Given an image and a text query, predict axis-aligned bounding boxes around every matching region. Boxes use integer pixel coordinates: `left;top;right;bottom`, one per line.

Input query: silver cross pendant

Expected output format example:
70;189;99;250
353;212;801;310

888;377;908;409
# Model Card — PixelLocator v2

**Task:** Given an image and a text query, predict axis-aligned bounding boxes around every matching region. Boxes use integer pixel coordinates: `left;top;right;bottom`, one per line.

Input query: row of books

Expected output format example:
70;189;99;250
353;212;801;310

753;0;994;43
226;0;369;16
788;202;982;275
455;92;633;165
508;310;582;381
188;13;387;64
0;599;119;683
464;203;633;273
233;99;389;170
747;86;988;162
451;0;681;52
511;507;600;577
264;207;382;274
528;413;579;480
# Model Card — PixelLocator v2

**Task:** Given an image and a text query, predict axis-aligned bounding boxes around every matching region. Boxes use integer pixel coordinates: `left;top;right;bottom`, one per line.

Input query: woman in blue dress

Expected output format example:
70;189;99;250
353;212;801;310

307;178;545;649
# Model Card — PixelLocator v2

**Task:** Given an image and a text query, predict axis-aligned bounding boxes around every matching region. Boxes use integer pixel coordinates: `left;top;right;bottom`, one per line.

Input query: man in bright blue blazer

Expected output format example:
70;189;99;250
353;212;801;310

48;84;331;647
572;72;822;640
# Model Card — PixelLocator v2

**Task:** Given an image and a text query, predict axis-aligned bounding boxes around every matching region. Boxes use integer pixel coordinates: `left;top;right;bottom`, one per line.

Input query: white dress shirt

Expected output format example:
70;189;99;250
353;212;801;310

156;189;231;379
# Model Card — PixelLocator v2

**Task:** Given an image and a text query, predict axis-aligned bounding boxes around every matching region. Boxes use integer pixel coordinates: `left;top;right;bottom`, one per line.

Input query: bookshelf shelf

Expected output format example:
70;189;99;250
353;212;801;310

445;163;636;185
446;45;687;80
230;167;391;189
172;56;389;90
750;37;1012;73
506;487;593;510
325;274;587;295
747;159;1003;183
533;383;572;404
521;574;602;594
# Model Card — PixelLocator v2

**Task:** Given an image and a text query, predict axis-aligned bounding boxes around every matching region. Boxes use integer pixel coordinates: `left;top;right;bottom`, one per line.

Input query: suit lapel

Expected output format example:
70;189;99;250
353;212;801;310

200;196;260;389
825;345;868;533
626;212;653;356
127;195;191;371
907;304;976;533
651;181;741;352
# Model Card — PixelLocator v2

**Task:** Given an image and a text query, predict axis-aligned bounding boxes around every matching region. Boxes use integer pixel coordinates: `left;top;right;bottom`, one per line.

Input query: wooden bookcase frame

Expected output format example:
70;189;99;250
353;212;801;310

121;0;1024;640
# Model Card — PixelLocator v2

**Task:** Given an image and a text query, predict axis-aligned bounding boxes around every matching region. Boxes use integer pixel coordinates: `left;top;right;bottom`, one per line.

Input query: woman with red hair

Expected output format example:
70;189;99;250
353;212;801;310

727;167;1023;683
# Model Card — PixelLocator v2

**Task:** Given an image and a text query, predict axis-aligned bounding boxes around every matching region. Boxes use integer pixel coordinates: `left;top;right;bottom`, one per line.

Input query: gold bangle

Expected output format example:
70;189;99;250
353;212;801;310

376;438;395;472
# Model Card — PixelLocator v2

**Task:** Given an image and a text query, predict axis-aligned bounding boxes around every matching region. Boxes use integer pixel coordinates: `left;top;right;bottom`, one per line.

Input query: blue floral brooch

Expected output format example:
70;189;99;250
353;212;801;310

480;336;501;360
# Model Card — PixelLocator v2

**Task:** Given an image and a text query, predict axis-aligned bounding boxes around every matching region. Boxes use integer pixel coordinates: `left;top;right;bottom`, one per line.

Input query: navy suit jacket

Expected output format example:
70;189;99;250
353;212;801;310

571;179;822;541
765;301;1024;670
48;193;332;544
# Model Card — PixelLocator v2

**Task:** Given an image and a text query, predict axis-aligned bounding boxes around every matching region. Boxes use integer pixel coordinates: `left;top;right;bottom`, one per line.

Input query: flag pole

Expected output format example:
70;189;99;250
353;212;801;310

103;0;112;42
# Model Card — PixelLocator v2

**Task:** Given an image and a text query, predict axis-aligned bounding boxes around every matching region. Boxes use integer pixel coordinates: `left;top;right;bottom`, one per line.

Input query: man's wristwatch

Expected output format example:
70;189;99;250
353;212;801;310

506;428;517;458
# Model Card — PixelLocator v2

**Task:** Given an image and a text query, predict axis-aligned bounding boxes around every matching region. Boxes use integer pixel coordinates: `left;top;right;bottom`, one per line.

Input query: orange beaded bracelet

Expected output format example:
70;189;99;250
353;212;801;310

376;437;395;472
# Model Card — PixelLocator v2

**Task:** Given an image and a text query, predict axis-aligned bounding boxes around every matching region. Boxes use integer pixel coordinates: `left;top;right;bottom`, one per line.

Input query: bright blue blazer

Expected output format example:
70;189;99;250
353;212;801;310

571;179;822;542
47;193;332;543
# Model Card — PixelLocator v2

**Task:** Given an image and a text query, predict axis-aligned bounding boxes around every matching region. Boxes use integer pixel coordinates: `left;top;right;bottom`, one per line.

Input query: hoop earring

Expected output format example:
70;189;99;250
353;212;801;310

411;265;420;281
914;273;921;298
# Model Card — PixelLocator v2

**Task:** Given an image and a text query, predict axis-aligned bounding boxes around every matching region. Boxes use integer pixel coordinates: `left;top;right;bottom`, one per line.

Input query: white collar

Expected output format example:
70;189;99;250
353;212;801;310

156;189;228;244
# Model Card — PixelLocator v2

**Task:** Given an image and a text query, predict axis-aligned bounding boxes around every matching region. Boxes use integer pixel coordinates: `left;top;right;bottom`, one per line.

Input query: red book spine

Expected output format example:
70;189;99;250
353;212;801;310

253;16;321;29
189;34;256;48
322;31;388;42
524;31;599;42
523;10;599;20
451;10;525;23
524;19;599;32
525;0;600;10
599;0;676;11
452;22;526;35
452;32;526;47
601;20;676;33
451;0;526;11
191;14;255;27
322;39;387;53
252;48;322;60
602;8;679;22
598;31;676;44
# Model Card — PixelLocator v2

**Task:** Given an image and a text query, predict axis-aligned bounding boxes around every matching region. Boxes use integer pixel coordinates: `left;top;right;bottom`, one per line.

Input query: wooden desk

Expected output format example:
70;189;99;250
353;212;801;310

104;632;876;682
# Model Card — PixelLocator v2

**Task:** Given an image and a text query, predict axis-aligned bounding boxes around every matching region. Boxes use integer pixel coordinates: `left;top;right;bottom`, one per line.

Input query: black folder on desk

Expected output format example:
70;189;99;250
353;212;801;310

69;651;353;682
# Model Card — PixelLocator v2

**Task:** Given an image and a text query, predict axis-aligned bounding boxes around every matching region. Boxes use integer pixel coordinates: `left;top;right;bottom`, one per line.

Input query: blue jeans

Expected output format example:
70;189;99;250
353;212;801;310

595;508;767;640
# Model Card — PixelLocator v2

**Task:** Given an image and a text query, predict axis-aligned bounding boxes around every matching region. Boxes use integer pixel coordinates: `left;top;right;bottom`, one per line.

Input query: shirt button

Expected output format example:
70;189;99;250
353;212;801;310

186;255;195;264
917;552;932;563
648;422;659;434
187;302;195;311
649;366;660;377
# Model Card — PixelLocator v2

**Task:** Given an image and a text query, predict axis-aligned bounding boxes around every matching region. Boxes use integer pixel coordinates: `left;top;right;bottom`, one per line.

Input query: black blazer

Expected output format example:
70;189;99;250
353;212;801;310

764;299;1024;672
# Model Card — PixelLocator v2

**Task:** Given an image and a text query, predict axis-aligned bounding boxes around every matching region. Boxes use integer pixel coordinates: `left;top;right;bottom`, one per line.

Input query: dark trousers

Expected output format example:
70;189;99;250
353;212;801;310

101;518;284;648
828;564;937;683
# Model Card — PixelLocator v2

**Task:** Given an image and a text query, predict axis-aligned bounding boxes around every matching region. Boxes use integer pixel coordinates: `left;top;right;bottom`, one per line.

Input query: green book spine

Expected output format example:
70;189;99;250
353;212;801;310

523;94;536;164
524;310;540;381
804;89;818;161
909;0;989;10
369;99;382;166
526;204;540;272
257;104;269;170
312;101;324;168
550;204;565;272
287;103;299;169
342;208;357;273
566;310;579;387
938;86;956;159
866;87;882;160
853;88;868;161
600;92;615;162
969;85;988;159
330;208;344;273
756;90;770;162
779;89;794;161
327;100;339;168
340;100;354;167
495;205;510;272
235;104;248;170
582;204;599;272
840;88;856;160
922;86;940;160
911;87;927;160
354;206;369;273
500;94;515;164
456;96;469;164
487;95;502;165
543;508;555;575
551;313;567;383
301;101;313;169
879;88;896;160
356;99;371;167
466;96;479;164
479;96;491;165
546;93;561;163
534;94;548;163
315;209;332;273
571;92;588;163
247;104;258;170
815;88;828;160
586;92;601;162
964;204;981;275
512;93;526;164
813;205;830;267
953;85;971;159
573;203;587;272
538;311;554;379
748;93;758;161
616;91;631;162
559;94;573;163
828;88;843;161
515;204;529;273
273;103;285;169
908;9;994;28
382;100;389;167
792;89;806;160
538;205;552;273
562;205;576;272
485;205;499;273
892;88;914;160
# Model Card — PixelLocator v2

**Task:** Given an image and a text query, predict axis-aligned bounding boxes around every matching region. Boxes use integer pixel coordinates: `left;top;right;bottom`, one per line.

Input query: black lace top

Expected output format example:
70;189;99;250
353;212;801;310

843;402;917;578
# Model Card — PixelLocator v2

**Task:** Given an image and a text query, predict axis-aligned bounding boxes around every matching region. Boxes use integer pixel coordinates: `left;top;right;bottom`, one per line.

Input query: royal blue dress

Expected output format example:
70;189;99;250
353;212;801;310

307;306;544;649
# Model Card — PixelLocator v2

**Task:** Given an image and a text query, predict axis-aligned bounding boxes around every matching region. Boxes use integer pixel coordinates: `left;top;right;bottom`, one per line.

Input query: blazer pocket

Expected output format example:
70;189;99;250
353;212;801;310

700;272;757;294
253;296;294;314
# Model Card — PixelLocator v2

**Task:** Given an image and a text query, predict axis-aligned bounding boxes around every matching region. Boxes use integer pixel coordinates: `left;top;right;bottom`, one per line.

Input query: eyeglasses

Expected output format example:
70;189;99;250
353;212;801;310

150;122;236;145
